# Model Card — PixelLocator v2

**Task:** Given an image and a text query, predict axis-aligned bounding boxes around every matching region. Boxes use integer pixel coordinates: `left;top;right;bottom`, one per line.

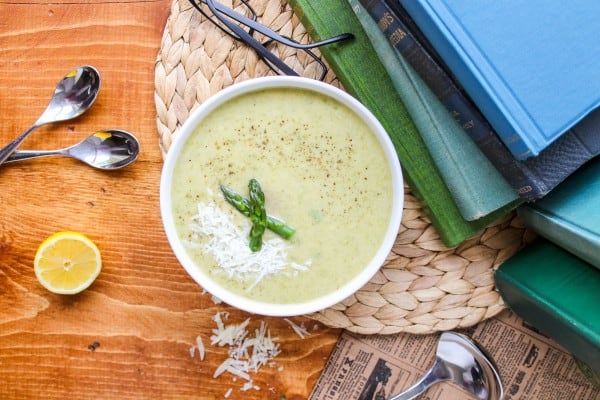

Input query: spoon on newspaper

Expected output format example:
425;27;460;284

0;65;101;166
4;129;140;170
388;332;503;400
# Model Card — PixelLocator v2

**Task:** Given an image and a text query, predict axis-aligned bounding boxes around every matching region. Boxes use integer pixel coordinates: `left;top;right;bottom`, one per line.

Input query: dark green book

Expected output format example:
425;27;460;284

495;239;600;372
289;0;509;246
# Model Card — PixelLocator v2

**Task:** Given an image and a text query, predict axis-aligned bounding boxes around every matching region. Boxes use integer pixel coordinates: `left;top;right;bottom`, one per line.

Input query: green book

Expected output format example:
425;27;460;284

349;0;521;221
289;0;508;246
495;239;600;372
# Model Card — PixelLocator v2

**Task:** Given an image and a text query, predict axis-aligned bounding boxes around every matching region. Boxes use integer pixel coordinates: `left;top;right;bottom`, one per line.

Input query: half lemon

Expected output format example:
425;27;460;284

34;231;102;294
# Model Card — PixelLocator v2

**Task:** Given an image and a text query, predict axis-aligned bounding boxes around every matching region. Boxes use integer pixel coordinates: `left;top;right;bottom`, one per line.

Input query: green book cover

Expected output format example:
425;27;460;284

495;239;600;372
349;0;521;221
289;0;508;246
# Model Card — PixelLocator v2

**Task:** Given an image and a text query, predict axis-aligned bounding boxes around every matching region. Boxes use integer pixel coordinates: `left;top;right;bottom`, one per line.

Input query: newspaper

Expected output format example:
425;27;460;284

310;310;599;400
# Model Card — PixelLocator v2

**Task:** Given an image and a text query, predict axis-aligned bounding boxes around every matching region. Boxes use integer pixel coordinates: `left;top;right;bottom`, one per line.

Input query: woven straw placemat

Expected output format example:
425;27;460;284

154;0;535;335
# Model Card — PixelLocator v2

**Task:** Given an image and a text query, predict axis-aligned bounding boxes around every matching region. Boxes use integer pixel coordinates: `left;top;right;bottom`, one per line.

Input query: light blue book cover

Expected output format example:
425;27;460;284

518;156;600;269
399;0;600;160
350;0;519;221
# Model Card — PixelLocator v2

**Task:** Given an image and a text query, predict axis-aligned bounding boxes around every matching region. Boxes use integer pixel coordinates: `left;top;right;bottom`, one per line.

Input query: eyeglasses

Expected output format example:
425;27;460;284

187;0;354;81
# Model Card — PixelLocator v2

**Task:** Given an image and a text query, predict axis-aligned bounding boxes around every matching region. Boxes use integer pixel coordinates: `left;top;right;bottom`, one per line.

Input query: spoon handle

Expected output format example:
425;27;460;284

3;149;61;163
388;366;441;400
0;124;39;165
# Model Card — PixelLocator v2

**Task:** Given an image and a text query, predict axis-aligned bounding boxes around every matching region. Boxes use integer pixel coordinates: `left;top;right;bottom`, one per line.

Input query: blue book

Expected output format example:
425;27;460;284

398;0;600;160
518;156;600;270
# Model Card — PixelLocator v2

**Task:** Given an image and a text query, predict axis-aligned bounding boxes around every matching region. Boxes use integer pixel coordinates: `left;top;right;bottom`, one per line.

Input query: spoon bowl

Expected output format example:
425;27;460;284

389;332;503;400
6;129;140;170
0;65;101;165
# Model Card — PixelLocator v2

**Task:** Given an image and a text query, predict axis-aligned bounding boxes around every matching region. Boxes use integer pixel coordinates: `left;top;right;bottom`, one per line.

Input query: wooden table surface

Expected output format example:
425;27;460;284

0;1;341;398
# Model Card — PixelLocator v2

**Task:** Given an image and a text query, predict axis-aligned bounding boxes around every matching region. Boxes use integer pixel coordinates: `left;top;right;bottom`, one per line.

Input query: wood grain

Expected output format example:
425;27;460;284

0;1;341;398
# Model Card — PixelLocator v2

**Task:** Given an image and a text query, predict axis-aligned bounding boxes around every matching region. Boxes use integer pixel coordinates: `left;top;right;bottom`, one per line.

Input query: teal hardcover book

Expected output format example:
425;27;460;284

349;0;520;221
518;157;600;269
495;239;600;372
398;0;600;160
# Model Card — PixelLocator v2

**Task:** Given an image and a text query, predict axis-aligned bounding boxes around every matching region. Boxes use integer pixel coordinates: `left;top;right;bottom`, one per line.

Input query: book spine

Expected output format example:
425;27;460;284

288;0;505;246
360;0;548;200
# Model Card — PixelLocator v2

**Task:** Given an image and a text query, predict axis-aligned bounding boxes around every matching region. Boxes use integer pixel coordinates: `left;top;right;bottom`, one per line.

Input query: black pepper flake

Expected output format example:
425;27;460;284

88;341;100;351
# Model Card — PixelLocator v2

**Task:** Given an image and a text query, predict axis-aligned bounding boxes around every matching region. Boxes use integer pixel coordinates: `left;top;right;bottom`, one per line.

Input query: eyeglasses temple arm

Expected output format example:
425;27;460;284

204;0;299;76
202;0;354;49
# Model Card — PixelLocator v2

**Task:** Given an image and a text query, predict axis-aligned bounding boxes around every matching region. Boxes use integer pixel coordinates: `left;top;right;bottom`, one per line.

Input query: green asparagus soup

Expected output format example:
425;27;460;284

171;87;394;304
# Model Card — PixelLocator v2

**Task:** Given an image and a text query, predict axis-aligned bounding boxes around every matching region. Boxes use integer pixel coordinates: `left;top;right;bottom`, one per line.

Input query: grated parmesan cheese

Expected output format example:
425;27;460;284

205;312;281;393
187;201;311;291
196;335;205;361
190;312;317;396
284;318;311;339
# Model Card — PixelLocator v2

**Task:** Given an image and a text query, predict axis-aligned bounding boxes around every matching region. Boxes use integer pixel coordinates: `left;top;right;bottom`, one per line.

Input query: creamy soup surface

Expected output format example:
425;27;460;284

171;87;394;304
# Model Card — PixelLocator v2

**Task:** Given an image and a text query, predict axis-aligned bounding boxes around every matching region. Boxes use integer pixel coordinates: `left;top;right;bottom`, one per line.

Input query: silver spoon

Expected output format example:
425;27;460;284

389;332;503;400
0;65;101;166
5;129;140;170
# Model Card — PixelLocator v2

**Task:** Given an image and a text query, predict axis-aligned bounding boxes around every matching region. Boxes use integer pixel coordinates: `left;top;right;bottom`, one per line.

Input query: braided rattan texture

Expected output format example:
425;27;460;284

154;0;535;334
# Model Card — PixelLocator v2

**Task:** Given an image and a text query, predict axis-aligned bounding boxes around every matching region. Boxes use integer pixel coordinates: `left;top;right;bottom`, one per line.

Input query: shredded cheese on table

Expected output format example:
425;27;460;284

186;201;311;291
188;313;322;396
284;318;311;339
191;312;281;394
196;335;205;361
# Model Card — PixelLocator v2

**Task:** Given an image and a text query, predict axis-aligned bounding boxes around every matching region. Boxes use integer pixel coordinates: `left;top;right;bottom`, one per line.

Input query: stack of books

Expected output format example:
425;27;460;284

289;0;600;374
357;0;600;206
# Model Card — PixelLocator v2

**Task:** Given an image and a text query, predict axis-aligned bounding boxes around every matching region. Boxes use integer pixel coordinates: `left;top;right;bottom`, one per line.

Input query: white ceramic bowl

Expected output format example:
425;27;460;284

160;76;403;316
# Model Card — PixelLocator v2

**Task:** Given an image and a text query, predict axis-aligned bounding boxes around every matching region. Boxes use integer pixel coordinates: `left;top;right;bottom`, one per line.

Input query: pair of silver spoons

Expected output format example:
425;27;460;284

0;66;139;170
